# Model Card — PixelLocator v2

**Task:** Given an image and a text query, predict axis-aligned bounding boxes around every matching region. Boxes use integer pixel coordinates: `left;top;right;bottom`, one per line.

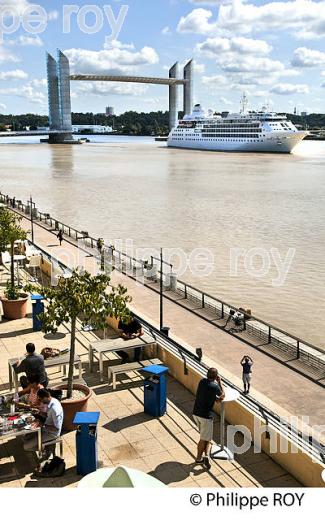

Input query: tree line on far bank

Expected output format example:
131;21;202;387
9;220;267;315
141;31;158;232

0;111;325;135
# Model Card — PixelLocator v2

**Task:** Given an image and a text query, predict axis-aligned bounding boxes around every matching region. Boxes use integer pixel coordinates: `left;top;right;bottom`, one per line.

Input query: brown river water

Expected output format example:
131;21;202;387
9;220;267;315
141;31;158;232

0;136;325;348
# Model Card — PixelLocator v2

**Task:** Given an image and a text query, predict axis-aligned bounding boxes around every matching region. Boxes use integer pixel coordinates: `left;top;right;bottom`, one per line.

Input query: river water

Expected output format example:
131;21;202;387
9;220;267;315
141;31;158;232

0;136;324;348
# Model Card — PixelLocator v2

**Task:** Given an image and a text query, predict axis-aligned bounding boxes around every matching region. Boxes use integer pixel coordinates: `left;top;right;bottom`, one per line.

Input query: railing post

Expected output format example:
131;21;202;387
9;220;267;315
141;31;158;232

184;285;188;299
202;293;205;309
297;340;300;359
268;326;272;344
221;302;224;319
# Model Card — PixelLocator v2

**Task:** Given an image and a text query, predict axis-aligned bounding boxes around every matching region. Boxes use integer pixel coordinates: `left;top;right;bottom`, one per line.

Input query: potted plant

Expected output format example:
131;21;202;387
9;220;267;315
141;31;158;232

26;269;132;430
0;208;28;319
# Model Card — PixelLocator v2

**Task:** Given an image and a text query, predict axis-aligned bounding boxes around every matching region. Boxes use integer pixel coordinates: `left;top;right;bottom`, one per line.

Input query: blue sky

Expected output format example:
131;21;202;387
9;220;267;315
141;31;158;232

0;0;324;115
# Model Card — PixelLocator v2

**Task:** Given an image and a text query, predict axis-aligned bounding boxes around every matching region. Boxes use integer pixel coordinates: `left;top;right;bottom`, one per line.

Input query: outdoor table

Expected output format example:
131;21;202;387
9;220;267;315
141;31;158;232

0;409;42;454
8;353;82;391
210;387;240;461
89;336;152;382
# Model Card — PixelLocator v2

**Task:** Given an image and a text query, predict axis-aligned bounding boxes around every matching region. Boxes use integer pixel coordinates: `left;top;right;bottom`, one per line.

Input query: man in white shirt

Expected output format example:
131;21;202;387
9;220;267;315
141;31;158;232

23;389;63;454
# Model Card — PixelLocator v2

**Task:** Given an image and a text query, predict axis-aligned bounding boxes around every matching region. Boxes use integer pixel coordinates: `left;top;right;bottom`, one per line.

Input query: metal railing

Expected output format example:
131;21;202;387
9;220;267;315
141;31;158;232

1;191;325;379
17;237;325;463
137;316;325;465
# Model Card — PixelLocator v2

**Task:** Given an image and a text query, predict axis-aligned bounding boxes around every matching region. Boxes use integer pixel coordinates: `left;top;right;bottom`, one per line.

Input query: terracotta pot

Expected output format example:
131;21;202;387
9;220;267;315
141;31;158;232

52;383;92;432
0;293;29;320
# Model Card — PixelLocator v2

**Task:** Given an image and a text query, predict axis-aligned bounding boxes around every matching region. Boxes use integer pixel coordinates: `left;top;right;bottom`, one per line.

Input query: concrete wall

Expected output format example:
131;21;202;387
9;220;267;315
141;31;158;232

155;345;325;488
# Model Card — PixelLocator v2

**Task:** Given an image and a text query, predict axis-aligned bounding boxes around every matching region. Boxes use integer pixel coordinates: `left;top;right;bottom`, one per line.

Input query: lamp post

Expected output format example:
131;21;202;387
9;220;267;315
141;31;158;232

30;196;35;243
160;247;163;331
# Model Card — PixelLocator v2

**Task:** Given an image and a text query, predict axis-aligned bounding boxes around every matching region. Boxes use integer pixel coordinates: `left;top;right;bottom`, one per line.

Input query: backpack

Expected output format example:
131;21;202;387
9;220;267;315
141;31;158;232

39;456;66;478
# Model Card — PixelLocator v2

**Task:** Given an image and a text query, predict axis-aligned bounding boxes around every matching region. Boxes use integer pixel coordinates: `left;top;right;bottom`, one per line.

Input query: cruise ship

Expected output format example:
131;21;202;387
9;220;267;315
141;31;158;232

167;95;308;153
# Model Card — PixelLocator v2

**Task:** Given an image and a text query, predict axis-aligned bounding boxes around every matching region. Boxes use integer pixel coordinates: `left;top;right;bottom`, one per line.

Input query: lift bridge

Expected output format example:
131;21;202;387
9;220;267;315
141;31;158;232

46;50;194;143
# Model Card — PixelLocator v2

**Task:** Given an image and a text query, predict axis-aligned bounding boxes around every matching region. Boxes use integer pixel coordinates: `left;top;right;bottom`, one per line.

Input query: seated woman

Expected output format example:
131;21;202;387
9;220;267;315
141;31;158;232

18;373;45;411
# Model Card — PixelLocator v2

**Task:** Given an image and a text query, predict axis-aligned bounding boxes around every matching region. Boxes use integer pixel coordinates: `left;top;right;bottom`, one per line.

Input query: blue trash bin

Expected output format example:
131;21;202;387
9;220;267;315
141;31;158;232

73;411;100;476
142;365;168;417
31;294;45;332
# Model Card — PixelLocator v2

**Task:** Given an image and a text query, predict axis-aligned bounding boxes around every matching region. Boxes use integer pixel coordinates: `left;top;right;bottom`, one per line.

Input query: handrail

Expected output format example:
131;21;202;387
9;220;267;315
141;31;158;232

1;191;324;367
18;237;325;462
175;279;325;357
136;315;325;464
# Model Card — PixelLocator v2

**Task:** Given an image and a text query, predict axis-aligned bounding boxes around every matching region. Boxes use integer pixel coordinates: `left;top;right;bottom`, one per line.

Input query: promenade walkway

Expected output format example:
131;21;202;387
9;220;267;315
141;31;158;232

0;298;300;488
15;214;325;437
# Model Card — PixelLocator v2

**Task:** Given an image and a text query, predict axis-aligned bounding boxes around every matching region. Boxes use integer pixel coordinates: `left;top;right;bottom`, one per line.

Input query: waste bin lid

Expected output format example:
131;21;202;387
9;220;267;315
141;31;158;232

73;411;100;425
31;293;44;301
141;365;168;376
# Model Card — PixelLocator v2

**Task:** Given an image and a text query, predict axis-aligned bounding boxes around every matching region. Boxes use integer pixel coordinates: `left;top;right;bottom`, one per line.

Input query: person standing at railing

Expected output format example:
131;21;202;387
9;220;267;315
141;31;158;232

57;229;63;246
193;367;225;470
241;355;253;394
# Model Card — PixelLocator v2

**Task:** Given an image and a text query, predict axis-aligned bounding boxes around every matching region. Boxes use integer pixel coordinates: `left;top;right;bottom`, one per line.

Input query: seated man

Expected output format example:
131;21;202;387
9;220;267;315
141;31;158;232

13;343;48;389
117;316;144;363
23;389;63;456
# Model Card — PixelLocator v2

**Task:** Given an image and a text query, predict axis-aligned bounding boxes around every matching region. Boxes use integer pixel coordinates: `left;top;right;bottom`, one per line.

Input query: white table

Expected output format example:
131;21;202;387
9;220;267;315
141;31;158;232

89;336;155;382
9;354;82;391
210;387;240;461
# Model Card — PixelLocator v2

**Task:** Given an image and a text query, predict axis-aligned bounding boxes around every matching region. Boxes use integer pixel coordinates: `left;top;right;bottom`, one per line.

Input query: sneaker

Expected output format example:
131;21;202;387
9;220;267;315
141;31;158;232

203;456;211;470
195;458;204;464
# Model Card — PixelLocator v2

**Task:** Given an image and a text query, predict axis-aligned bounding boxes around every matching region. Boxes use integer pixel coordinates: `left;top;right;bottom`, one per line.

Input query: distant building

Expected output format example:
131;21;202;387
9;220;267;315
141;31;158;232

106;106;114;116
301;111;308;117
72;125;113;134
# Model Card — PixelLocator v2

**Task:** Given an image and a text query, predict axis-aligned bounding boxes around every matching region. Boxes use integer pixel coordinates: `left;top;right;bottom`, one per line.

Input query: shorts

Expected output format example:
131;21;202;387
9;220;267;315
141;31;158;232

243;373;252;384
193;414;214;442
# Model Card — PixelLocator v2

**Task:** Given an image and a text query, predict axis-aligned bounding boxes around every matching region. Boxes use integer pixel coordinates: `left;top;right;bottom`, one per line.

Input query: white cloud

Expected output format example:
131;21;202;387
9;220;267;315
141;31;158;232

202;74;228;87
29;78;47;88
189;0;232;4
0;102;6;111
0;0;31;15
197;36;272;57
291;47;325;67
177;8;217;34
0;83;46;104
0;69;28;80
220;96;233;105
219;56;285;74
161;26;172;35
65;41;159;75
270;83;310;95
178;1;325;39
74;82;148;97
7;35;43;47
0;45;19;64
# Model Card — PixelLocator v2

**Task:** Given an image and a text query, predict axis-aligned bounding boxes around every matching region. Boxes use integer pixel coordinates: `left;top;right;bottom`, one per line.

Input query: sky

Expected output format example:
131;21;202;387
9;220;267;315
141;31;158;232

0;0;324;115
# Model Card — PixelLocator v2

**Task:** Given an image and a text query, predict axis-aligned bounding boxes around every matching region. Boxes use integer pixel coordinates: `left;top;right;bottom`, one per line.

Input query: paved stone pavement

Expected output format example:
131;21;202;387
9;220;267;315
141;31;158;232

12;213;325;437
0;291;300;488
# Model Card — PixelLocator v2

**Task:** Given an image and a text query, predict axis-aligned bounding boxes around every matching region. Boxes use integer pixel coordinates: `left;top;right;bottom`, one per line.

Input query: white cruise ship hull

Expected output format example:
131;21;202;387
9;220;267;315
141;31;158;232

168;131;307;154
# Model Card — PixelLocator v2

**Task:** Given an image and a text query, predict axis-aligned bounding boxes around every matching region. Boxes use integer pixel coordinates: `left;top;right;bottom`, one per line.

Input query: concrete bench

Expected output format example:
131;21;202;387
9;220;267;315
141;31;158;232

108;358;163;390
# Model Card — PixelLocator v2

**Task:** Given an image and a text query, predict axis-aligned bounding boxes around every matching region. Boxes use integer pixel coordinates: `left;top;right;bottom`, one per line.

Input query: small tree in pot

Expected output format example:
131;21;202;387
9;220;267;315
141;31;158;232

0;208;28;319
26;269;132;399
